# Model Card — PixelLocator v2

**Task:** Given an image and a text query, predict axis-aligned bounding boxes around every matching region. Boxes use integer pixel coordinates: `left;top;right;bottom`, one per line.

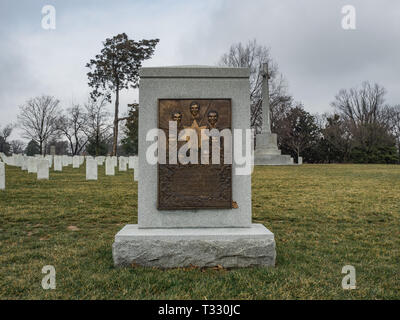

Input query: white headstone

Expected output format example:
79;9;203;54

8;155;16;166
119;157;128;171
45;155;53;168
298;156;303;165
27;157;37;173
21;156;28;171
15;154;23;167
72;156;80;168
86;159;98;180
112;156;118;167
79;156;85;165
0;162;5;190
54;156;62;171
37;159;49;180
128;156;135;169
96;156;105;166
105;157;115;176
61;155;70;166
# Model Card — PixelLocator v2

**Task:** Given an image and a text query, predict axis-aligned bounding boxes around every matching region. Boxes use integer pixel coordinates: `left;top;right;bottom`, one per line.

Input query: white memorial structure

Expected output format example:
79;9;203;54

254;63;294;165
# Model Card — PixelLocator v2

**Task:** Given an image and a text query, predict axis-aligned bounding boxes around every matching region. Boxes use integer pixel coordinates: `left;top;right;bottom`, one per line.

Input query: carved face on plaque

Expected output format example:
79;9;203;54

171;111;182;128
189;101;200;118
158;99;232;210
207;110;218;128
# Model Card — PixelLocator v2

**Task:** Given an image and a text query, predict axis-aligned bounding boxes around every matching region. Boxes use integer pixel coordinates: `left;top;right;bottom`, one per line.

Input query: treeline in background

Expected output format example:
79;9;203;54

1;38;399;163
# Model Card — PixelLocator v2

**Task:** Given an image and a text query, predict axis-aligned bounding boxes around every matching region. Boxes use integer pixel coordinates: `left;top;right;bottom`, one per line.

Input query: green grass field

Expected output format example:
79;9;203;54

0;164;399;299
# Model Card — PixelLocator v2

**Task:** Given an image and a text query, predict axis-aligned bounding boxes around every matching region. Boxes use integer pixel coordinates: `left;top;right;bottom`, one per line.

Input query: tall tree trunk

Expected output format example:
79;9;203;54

40;140;43;156
112;87;120;156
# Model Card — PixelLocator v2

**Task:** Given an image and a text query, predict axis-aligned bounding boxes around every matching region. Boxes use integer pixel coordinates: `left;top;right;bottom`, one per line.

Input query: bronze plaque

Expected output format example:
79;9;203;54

158;99;232;210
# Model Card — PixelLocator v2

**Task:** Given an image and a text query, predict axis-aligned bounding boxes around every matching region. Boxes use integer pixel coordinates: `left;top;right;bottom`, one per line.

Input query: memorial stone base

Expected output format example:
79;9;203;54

113;224;276;268
254;132;294;165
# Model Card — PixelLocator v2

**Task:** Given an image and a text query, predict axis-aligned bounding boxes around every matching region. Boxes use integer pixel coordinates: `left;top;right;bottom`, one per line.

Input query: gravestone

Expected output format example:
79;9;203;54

0;162;5;190
96;156;105;166
128;156;135;169
105;157;115;176
37;159;49;180
27;157;37;173
86;159;98;180
54;156;62;171
72;156;80;168
15;154;23;167
298;156;303;165
62;155;69;167
45;155;53;168
119;156;128;171
21;156;28;171
50;146;56;156
112;156;118;167
112;66;276;268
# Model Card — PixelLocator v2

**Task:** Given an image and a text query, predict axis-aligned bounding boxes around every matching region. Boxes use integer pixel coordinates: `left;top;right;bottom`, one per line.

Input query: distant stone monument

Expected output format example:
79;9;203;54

254;63;294;165
37;159;49;180
112;66;276;268
86;158;98;180
0;161;5;190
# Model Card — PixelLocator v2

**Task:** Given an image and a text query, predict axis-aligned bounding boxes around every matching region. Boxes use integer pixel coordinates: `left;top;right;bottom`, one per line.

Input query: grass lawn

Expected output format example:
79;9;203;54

0;163;399;299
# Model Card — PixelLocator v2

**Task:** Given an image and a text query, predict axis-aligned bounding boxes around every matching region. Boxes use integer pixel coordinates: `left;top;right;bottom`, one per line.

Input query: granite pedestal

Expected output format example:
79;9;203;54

113;224;275;268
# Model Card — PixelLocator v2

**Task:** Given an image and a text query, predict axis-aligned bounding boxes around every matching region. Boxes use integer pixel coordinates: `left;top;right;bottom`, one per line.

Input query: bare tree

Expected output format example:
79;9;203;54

10;140;25;154
385;104;400;157
332;82;387;127
1;124;13;141
84;97;113;155
56;104;89;155
331;82;394;149
17;95;61;155
0;123;13;155
219;39;292;133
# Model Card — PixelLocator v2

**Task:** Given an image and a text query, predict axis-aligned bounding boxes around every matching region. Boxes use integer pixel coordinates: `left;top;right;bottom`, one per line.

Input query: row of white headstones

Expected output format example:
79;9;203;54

0;152;138;190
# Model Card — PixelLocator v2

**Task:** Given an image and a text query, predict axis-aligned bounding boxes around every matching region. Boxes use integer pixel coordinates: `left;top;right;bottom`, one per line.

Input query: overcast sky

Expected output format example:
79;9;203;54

1;0;399;141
